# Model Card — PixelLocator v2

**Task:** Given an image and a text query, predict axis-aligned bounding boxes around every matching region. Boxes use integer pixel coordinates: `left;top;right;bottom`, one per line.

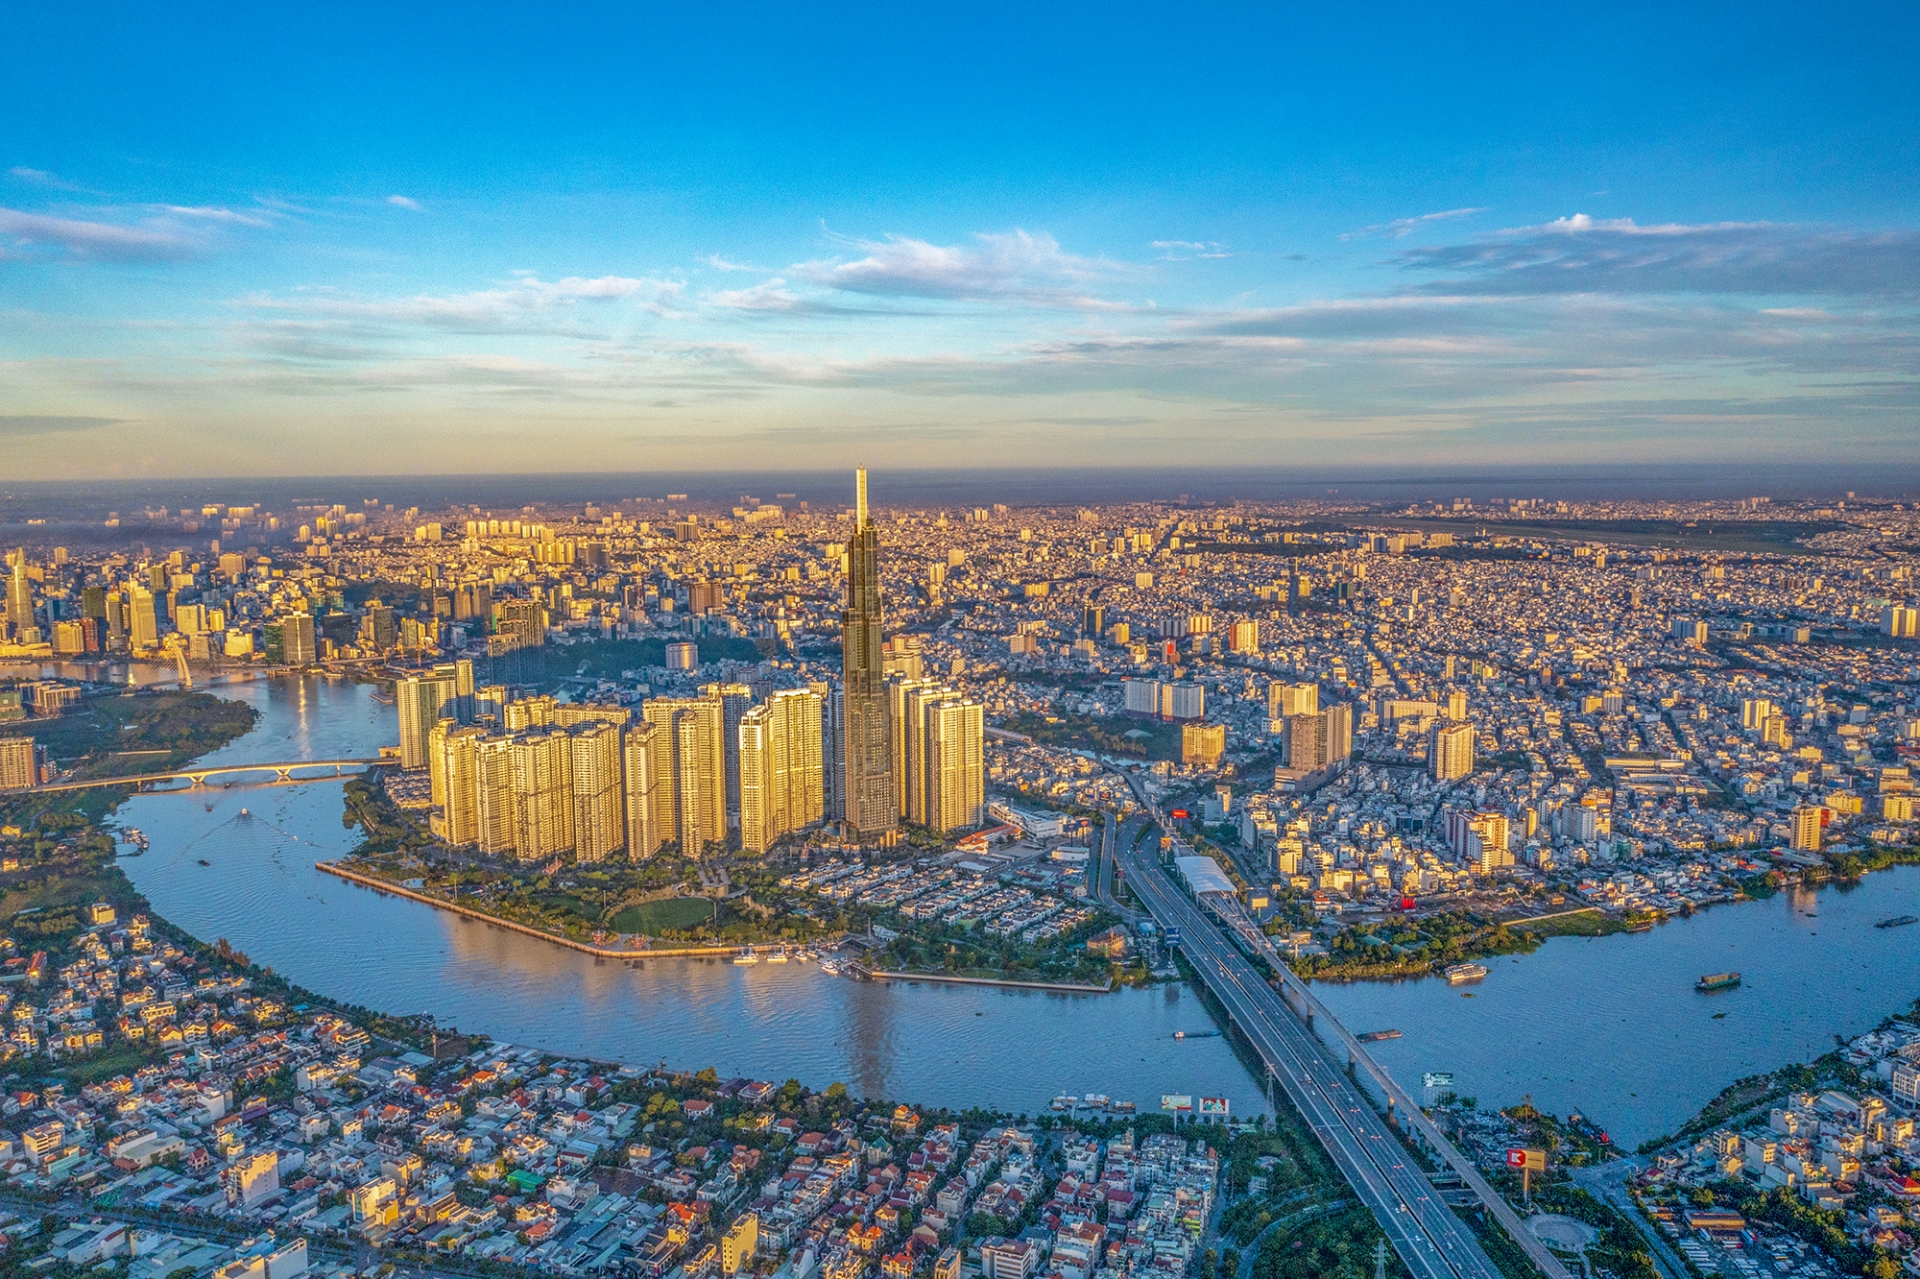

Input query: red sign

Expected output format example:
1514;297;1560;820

1505;1148;1545;1171
1170;809;1189;819
1399;897;1417;911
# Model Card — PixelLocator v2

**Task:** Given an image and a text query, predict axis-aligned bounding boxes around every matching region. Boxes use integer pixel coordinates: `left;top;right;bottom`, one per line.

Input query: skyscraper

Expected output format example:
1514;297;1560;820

701;681;754;829
283;611;316;666
624;721;664;859
568;722;626;862
922;695;985;833
739;688;825;854
474;737;518;856
129;585;160;651
509;729;574;859
6;551;32;631
434;724;487;847
397;671;459;770
841;468;896;842
642;696;726;853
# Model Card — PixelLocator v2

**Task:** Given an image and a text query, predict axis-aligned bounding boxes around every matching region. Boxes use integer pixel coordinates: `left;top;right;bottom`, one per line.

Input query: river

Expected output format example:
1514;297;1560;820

108;675;1268;1118
94;673;1920;1145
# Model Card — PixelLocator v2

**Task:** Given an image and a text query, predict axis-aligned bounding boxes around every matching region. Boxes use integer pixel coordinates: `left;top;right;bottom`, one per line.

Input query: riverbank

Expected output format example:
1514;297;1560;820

856;964;1113;994
317;860;816;960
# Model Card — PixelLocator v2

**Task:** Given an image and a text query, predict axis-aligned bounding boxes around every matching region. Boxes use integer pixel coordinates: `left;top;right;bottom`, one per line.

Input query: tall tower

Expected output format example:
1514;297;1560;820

7;550;32;631
841;468;897;841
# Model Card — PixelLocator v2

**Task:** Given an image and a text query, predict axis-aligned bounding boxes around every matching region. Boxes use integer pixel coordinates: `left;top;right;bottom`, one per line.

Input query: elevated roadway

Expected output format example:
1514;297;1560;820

1111;776;1572;1279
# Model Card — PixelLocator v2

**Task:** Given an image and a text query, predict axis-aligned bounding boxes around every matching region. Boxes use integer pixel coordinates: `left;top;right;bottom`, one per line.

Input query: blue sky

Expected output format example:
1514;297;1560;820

2;1;1917;478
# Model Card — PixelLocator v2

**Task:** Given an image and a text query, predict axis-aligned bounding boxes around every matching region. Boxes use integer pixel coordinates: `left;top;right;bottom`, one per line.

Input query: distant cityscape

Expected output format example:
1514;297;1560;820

0;472;1919;1279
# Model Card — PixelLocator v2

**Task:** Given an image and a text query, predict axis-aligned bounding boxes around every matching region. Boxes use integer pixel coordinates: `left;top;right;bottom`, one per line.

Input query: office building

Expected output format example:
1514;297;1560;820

1228;620;1259;654
666;641;698;670
624;721;665;859
841;468;897;841
569;721;626;862
1885;605;1919;639
6;551;31;631
1081;603;1104;638
1431;722;1475;781
283;611;316;666
812;679;842;823
1288;712;1330;771
129;585;160;651
1268;681;1318;719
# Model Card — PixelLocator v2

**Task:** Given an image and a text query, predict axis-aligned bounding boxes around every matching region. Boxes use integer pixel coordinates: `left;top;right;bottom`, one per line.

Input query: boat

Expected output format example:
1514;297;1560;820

196;859;210;867
732;950;760;966
1172;1029;1221;1040
1358;1029;1403;1042
766;949;789;964
1109;1100;1136;1114
1696;971;1741;992
1875;915;1918;929
1051;1095;1076;1111
820;960;840;976
1444;962;1489;984
1083;1093;1110;1107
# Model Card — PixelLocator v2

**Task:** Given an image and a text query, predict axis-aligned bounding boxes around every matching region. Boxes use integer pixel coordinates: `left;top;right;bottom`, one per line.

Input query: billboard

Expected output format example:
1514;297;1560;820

1505;1148;1546;1172
1421;1072;1454;1089
1198;1097;1230;1116
1161;1094;1193;1112
1170;809;1190;819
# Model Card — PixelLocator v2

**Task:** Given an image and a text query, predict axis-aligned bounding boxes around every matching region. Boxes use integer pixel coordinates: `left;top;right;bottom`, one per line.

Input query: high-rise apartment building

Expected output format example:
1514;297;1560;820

1288;712;1330;771
642;696;726;853
1885;605;1919;639
283;611;316;666
397;671;460;770
811;679;842;823
739;689;826;853
1791;804;1823;852
889;678;941;822
433;724;487;846
1268;681;1318;720
701;682;754;829
474;737;517;856
509;730;574;860
568;722;626;862
624;721;664;859
1431;722;1475;781
841;468;896;842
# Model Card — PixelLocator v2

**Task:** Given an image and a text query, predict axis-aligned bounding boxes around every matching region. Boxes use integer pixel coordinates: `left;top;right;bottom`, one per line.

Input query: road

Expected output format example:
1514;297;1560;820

1113;768;1574;1275
1572;1159;1688;1279
1113;832;1509;1279
1092;813;1146;924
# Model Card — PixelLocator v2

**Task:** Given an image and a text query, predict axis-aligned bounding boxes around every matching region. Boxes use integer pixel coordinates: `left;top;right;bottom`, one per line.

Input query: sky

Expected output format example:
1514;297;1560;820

2;1;1917;480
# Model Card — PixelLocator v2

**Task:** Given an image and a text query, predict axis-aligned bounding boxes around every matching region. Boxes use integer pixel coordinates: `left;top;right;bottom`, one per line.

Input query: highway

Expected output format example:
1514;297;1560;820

1113;832;1510;1279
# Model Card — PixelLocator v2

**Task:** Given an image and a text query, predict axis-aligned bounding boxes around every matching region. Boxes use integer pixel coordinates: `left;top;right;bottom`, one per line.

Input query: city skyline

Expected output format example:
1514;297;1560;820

4;3;1919;477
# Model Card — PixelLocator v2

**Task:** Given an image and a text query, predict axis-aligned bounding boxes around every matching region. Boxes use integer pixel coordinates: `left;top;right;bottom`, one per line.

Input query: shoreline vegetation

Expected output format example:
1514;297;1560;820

337;767;1139;988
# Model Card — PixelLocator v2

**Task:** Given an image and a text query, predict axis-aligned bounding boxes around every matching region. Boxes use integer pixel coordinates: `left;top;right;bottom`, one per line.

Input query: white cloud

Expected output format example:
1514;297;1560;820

0;207;193;261
700;254;756;271
240;274;688;333
793;229;1127;308
1341;207;1487;241
707;278;809;312
387;195;424;211
158;205;271;227
1152;239;1230;260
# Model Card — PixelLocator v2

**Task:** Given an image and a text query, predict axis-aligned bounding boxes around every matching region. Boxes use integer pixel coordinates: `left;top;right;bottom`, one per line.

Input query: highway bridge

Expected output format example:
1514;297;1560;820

30;758;391;794
1111;786;1573;1279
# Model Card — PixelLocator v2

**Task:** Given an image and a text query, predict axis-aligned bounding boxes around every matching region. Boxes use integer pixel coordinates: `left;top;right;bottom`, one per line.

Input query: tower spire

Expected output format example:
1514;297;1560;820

855;467;868;527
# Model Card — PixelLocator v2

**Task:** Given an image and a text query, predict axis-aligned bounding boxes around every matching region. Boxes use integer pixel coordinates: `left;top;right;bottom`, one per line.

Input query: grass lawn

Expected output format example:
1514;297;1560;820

1516;908;1623;939
611;896;715;933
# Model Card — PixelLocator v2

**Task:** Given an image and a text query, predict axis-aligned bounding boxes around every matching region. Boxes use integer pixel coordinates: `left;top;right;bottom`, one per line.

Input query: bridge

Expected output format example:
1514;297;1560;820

1111;779;1574;1279
30;758;392;794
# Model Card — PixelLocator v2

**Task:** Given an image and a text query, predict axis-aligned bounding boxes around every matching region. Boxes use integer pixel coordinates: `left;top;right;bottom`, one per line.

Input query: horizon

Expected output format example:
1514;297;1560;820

4;3;1919;478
